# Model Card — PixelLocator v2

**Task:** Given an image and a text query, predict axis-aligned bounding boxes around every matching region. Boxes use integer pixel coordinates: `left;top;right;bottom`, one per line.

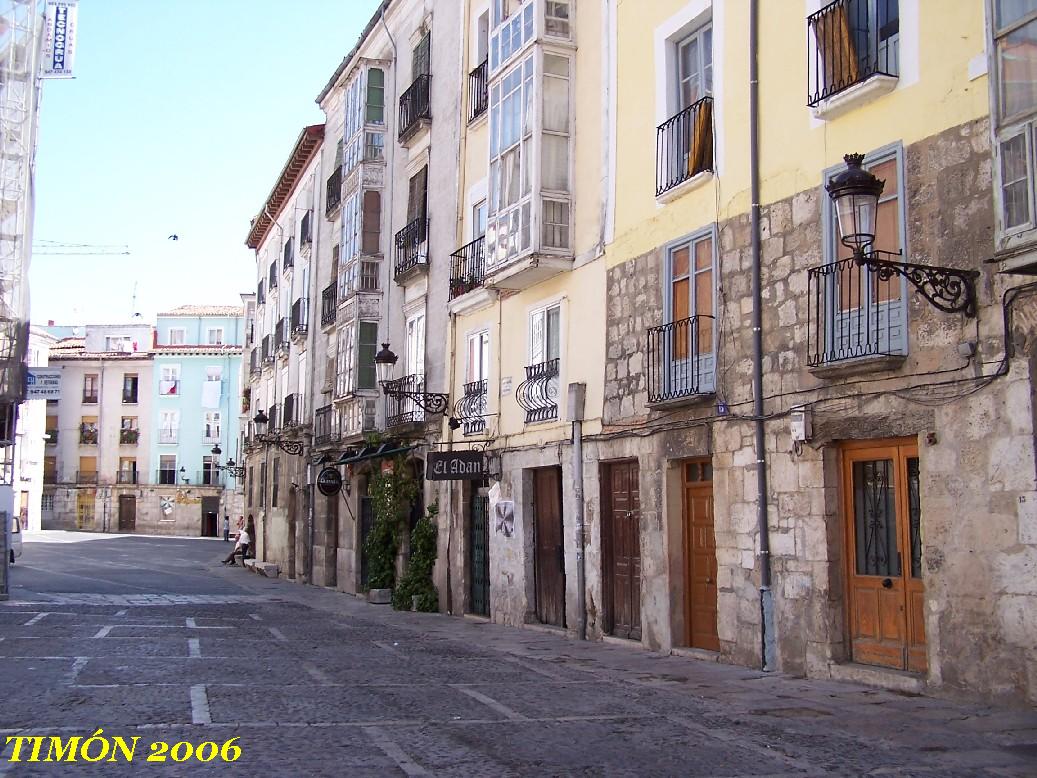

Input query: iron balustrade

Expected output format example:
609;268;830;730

267;405;279;431
82;391;98;404
468;58;488;122
326;166;342;215
516;359;560;424
384;374;426;427
199;470;224;487
807;0;899;107
46;430;57;445
449;236;486;300
283;393;297;427
257;281;265;305
117;471;138;484
314;405;335;445
656;96;714;197
320;283;337;326
806;256;904;366
158;428;179;444
275;318;288;350
283;237;294;270
76;470;98;485
79;425;98;445
122;386;138;403
261;335;272;362
269;262;278;289
398;73;432;140
119;429;139;445
291;298;308;335
157;469;178;485
300;211;312;245
454;379;488;435
394;216;428;279
646;315;716;403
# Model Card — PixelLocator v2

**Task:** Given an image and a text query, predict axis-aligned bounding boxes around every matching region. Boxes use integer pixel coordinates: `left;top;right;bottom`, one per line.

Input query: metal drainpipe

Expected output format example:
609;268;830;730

749;0;775;671
307;166;322;586
573;417;586;640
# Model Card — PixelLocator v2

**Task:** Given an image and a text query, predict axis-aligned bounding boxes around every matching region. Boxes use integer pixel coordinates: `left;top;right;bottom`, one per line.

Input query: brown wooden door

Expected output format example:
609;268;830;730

117;495;135;532
533;467;565;627
287;489;297;580
842;440;926;672
604;461;641;640
683;460;718;650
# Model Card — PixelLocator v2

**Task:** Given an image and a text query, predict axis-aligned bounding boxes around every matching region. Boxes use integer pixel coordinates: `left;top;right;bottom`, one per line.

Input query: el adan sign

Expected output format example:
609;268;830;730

427;451;488;481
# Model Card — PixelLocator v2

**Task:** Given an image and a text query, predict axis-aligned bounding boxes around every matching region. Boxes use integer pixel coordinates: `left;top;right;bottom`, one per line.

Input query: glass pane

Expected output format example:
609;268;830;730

694;235;712;270
541;133;568;190
671;246;690;279
999;18;1037;118
672;278;690;322
853;459;901;577
546;306;561;360
870;157;898;195
1001;133;1031;228
997;0;1037;29
907;457;921;579
542;75;569;133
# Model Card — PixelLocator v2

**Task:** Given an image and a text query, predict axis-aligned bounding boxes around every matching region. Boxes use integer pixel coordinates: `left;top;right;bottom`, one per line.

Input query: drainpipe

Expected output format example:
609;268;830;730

307;166;322;586
749;0;775;671
568;383;587;640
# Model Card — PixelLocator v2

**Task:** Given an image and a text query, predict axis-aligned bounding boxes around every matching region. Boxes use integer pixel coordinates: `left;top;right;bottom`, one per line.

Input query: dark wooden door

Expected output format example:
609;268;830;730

287;489;297;580
683;459;719;650
843;440;926;672
533;467;565;627
201;497;220;537
469;492;490;617
604;461;641;640
117;495;136;532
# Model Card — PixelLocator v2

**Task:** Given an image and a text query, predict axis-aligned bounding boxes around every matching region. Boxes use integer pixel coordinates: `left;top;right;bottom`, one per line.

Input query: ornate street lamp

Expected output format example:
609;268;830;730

374;343;398;384
210;444;245;478
375;342;449;417
250;409;304;456
826;153;979;316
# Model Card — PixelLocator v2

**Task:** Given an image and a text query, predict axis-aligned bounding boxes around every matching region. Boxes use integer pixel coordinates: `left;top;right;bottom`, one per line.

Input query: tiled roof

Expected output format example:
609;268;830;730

156;305;244;317
151;345;243;355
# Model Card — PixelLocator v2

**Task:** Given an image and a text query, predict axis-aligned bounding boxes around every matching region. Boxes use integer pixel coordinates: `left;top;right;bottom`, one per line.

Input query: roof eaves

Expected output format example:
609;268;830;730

315;0;394;105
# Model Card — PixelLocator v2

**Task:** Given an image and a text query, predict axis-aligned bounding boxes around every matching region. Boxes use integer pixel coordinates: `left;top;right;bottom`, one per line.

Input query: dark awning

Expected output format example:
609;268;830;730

335;442;415;466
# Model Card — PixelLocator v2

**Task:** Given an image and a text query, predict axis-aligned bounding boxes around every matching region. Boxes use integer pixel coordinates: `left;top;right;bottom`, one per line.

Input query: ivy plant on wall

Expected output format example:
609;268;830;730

363;456;418;591
392;503;439;611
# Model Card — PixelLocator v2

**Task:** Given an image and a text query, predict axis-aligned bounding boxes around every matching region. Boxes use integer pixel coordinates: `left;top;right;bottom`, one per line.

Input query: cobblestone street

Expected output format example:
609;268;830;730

1;533;1035;776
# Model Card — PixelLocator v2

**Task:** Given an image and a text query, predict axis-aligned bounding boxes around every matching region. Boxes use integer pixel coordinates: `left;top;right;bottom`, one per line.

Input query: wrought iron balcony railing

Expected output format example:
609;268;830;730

76;470;99;485
82;391;98;404
283;393;298;427
321;283;337;327
806;256;908;367
267;405;279;432
646;315;716;403
394;216;428;279
656;95;713;197
291;298;308;336
468;58;488;122
117;471;139;484
300;211;313;246
158;428;179;445
449;235;486;300
399;73;432;140
283;237;294;270
454;379;488;435
269;261;278;290
79;426;98;445
199;470;224;487
275;318;288;351
314;404;336;445
516;359;560;424
261;335;272;362
326;166;342;215
156;469;178;485
257;280;265;305
807;0;899;107
384;374;426;427
45;430;57;445
119;429;139;445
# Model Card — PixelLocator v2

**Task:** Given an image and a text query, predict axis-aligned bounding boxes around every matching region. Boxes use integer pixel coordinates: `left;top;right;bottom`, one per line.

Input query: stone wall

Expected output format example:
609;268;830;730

43;484;227;537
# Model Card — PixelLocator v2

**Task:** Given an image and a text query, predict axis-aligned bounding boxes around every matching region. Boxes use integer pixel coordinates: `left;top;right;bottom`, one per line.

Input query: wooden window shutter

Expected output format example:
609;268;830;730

362;191;381;255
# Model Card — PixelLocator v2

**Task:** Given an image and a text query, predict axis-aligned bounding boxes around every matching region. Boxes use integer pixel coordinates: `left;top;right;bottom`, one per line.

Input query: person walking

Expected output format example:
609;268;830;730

222;514;230;542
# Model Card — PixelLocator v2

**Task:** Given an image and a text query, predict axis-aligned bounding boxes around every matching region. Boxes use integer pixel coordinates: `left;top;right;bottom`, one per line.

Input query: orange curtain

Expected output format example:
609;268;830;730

812;6;859;94
688;99;713;177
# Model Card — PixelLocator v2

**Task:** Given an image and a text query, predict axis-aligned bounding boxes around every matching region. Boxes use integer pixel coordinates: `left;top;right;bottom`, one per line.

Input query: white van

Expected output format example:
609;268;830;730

9;514;21;563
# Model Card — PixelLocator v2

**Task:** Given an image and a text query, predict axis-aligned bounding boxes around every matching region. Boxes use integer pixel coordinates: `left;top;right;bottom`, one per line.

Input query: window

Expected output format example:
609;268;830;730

407;166;428;225
993;0;1037;245
206;366;223;382
366;68;385;123
336;328;352;398
41;493;54;512
106;335;132;352
488;55;534;265
807;0;900;106
159;454;177;485
529;303;561;365
677;24;712;109
159;410;179;444
79;456;97;482
247;466;254;507
406;312;426;377
413;33;431;78
118;458;137;484
474;200;488;238
82;374;98;403
343;190;362;266
544;0;571;39
206;328;224;346
204;412;221;442
660;230;716;395
121;416;137;430
159;365;180;395
80;416;98;444
365;131;385;162
122;373;138;403
202;455;218;485
168;328;186;345
44;456;57;484
358;322;378;390
490;0;534;73
362;191;381;255
272;458;280;508
813;149;907;363
466;330;491;383
259;463;267;507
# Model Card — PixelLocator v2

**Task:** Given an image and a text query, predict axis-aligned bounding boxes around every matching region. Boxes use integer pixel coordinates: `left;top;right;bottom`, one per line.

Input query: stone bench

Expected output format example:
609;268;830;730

243;558;279;578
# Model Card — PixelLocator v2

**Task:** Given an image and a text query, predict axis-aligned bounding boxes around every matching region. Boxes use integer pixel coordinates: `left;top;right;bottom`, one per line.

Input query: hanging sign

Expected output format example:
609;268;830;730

26;368;61;399
316;466;342;496
427;451;488;481
41;1;78;79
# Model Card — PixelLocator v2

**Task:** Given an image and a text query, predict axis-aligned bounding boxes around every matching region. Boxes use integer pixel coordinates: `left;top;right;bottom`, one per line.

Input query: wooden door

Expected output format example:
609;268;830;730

842;440;926;672
117;495;136;532
287;489;297;580
469;492;490;617
604;461;642;640
533;467;565;627
683;459;718;650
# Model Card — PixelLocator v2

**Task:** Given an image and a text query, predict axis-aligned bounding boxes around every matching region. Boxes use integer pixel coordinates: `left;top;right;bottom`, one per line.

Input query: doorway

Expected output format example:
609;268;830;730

683;459;719;650
201;496;220;538
287;488;297;580
842;439;926;672
469;489;490;617
602;460;641;640
117;495;136;532
532;466;565;627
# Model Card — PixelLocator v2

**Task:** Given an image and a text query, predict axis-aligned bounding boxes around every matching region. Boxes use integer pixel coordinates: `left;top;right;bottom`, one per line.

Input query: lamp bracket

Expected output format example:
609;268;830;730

856;249;980;317
253;434;305;456
381;384;450;416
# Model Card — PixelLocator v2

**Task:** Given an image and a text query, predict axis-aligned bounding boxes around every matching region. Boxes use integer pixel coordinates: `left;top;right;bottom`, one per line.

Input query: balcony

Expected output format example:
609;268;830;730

158;428;179;445
283;237;294;270
156;469;178;486
516;359;560;424
398;73;432;142
314;404;336;445
269;261;278;290
46;430;57;445
76;470;98;485
384;374;426;428
291;298;308;338
321;283;338;327
275;318;289;354
449;235;488;300
82;391;98;404
454;379;487;436
646;315;717;404
807;0;899;116
326;166;342;217
261;335;273;364
394;216;428;281
79;426;98;445
340;259;381;300
656;96;713;199
119;429;139;445
806;257;907;369
159;379;180;396
199;470;224;487
300;211;313;251
202;429;221;445
283;393;298;427
468;58;488;122
122;389;138;404
117;471;139;485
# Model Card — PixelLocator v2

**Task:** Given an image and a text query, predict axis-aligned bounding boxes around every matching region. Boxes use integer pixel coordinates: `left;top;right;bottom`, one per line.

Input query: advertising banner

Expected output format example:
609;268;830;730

41;0;78;79
26;368;61;399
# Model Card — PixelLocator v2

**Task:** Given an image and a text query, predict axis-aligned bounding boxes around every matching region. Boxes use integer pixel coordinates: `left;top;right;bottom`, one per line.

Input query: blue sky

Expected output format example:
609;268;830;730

30;0;381;325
